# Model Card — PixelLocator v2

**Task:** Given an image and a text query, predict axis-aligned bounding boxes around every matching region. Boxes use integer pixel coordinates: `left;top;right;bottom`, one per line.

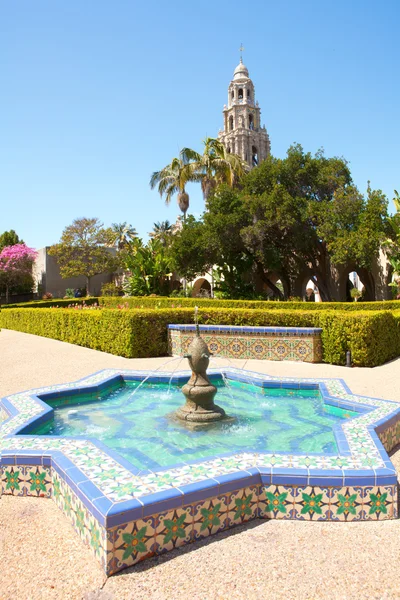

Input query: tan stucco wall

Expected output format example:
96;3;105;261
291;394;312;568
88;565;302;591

33;247;114;297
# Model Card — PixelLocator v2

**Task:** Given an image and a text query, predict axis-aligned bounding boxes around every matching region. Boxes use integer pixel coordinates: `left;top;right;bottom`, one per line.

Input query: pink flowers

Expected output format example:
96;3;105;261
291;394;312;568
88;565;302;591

50;301;100;310
0;244;37;272
0;244;38;303
116;302;129;310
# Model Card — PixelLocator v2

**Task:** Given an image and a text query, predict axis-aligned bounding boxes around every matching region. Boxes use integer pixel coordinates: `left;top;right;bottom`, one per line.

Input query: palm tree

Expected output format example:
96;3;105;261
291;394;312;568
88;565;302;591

110;222;138;250
149;220;173;245
150;153;198;220
181;137;247;200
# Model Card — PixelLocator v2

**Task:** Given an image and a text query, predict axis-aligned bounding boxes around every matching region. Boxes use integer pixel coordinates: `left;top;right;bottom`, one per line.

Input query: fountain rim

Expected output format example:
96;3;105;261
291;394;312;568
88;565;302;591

1;367;398;514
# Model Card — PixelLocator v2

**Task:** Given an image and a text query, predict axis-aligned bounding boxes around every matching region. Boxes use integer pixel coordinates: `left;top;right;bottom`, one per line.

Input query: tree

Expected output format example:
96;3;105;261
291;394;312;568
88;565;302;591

169;145;389;301
384;191;400;297
181;137;246;200
150;152;196;219
0;244;37;303
149;220;173;246
122;238;173;296
108;222;138;250
48;218;117;296
0;230;24;252
168;215;213;282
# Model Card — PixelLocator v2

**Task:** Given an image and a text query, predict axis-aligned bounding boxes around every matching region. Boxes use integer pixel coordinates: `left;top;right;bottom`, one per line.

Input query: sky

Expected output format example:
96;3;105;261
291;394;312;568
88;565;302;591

1;0;399;249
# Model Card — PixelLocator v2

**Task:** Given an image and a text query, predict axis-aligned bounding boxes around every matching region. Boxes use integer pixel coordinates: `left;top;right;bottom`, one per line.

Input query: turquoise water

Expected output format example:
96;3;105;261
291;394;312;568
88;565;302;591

32;380;357;469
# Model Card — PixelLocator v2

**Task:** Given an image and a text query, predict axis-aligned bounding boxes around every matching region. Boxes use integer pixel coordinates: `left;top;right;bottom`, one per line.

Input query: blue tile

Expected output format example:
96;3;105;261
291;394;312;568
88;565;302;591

343;475;376;486
216;472;259;494
1;455;16;465
179;478;220;504
77;480;102;502
142;489;183;517
272;474;308;486
14;455;43;466
308;476;344;486
106;499;144;526
92;495;114;516
64;467;89;487
51;454;75;474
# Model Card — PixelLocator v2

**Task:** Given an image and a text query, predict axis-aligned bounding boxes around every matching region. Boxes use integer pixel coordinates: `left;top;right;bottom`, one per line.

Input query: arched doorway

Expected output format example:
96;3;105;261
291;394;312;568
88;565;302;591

192;277;212;298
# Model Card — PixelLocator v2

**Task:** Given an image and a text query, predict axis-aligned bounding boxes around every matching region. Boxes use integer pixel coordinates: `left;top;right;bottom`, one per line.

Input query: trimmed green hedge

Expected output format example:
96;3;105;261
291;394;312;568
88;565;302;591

1;306;399;366
101;297;400;311
2;295;400;312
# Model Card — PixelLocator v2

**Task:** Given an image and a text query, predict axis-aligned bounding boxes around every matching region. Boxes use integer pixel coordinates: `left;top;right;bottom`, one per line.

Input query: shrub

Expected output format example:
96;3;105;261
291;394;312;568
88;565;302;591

101;282;123;296
350;288;362;302
3;295;400;312
42;292;53;300
98;296;400;312
1;306;399;366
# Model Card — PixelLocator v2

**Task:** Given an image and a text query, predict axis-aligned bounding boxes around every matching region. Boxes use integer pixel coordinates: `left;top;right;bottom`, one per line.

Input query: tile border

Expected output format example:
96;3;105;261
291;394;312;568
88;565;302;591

1;367;399;574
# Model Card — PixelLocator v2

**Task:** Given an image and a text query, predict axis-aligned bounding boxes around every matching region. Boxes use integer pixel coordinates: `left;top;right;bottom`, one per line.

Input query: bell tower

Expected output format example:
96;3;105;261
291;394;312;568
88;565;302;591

218;53;270;168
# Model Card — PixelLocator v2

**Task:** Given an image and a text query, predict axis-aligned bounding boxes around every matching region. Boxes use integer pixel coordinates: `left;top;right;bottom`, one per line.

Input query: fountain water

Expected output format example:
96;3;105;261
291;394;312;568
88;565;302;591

121;356;183;407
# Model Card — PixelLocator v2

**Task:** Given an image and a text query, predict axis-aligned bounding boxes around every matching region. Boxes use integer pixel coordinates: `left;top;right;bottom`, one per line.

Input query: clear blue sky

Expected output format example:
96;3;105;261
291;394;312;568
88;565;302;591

1;0;399;249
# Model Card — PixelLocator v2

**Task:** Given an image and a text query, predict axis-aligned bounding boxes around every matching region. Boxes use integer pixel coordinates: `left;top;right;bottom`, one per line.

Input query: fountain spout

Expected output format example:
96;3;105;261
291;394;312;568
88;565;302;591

175;307;226;423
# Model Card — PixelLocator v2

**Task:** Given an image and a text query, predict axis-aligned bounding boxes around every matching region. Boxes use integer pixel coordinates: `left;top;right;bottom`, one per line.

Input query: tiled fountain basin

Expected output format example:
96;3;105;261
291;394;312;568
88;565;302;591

0;368;399;576
168;325;323;362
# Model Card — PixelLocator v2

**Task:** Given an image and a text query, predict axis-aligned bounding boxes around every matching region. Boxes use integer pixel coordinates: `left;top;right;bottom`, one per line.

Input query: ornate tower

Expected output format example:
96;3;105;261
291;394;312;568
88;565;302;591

218;59;270;168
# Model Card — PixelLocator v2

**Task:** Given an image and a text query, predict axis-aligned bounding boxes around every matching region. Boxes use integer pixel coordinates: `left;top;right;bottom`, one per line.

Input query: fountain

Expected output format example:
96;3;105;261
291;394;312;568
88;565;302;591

174;307;227;423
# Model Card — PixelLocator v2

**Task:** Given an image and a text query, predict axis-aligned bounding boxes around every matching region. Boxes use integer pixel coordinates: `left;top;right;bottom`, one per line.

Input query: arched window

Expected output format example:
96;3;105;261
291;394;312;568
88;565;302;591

247;89;251;99
252;146;258;167
227;146;231;153
238;88;243;99
232;141;235;154
249;114;254;130
231;89;234;99
229;116;233;131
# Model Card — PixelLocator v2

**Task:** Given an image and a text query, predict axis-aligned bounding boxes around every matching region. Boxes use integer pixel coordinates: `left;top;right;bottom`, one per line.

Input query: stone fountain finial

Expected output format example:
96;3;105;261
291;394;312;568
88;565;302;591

175;307;226;423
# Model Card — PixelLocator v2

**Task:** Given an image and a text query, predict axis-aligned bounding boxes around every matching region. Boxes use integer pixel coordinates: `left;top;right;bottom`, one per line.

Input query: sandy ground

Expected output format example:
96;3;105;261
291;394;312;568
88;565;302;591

1;329;400;600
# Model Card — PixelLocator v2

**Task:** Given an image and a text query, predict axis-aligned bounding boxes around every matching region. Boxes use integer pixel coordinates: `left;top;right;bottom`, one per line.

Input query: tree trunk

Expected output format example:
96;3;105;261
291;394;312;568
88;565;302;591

357;268;375;301
5;285;9;304
256;262;284;299
309;274;332;302
86;276;91;297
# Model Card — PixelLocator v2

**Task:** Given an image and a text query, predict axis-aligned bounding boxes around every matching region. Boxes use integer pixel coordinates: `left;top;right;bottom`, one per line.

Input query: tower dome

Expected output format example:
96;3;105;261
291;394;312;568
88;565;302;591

218;58;271;168
233;59;249;80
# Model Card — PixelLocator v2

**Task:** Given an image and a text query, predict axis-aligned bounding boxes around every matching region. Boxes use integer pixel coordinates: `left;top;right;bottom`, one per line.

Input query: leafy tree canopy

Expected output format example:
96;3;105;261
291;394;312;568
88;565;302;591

169;145;390;301
0;230;24;251
49;218;117;295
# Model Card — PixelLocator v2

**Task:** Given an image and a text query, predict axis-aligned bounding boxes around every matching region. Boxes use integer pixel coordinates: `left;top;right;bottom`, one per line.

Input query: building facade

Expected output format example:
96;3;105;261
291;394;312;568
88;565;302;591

218;59;270;168
33;247;115;298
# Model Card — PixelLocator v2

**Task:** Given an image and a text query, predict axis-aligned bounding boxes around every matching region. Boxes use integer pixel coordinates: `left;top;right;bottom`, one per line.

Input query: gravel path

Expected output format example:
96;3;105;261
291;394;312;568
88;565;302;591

1;329;400;600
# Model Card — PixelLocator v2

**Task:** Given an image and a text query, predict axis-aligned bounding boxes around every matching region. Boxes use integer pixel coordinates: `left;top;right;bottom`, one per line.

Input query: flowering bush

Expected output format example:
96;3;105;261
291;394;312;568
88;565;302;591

49;301;100;310
0;244;37;303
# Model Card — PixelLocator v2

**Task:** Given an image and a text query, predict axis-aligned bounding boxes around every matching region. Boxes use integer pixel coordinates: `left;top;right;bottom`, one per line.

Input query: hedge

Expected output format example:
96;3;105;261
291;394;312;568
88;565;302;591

1;307;400;366
2;296;400;312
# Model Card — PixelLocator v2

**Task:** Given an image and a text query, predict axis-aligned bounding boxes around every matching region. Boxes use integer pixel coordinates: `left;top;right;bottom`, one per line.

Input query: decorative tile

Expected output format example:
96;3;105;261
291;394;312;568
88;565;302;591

362;486;396;521
168;329;323;363
329;486;364;521
112;517;157;571
1;465;26;496
193;494;229;540
1;465;52;497
226;486;258;527
292;486;331;521
2;366;400;576
259;485;296;519
155;506;193;553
